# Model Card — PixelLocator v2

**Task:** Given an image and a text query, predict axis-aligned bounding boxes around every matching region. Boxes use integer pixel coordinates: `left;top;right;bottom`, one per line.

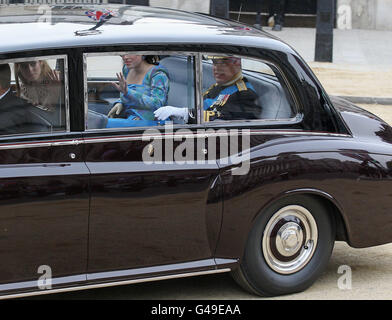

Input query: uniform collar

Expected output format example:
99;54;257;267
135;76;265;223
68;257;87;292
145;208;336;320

219;71;243;87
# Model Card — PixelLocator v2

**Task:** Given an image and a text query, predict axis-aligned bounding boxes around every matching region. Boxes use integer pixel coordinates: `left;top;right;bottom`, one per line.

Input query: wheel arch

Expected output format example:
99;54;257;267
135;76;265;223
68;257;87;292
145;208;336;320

215;187;352;265
255;188;350;244
305;192;348;243
274;188;349;242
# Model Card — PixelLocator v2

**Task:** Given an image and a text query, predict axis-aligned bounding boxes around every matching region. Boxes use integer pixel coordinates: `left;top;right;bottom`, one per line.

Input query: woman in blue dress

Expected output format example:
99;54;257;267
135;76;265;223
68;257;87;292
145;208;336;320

107;54;170;127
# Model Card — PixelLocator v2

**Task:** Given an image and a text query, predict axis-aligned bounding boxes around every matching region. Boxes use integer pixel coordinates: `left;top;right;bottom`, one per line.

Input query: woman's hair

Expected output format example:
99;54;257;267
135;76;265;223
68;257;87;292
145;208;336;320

143;55;160;65
14;60;53;96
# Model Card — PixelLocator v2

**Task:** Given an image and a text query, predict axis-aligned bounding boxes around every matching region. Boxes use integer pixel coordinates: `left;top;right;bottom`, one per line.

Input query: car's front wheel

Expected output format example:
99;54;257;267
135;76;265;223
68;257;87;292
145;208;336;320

232;195;335;296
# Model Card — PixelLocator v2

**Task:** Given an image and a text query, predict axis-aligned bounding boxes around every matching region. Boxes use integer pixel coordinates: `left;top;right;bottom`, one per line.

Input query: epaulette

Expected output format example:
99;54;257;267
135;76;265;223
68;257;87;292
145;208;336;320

236;79;248;92
203;83;217;97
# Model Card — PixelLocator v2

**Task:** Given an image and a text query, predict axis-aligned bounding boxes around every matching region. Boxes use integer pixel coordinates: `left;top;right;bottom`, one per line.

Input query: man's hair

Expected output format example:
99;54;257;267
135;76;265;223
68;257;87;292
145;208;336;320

0;64;11;89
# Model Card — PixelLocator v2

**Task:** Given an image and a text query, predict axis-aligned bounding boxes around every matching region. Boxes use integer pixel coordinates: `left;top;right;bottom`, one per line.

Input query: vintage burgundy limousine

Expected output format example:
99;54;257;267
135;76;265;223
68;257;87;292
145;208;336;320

0;4;391;298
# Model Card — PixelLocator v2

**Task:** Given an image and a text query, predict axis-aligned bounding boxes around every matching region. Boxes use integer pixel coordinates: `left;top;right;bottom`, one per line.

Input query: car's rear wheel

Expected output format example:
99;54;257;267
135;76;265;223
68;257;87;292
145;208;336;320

231;195;335;296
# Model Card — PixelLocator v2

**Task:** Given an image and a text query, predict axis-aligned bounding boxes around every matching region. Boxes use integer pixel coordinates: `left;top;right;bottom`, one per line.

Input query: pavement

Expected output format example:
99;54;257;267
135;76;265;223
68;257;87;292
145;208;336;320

26;241;392;300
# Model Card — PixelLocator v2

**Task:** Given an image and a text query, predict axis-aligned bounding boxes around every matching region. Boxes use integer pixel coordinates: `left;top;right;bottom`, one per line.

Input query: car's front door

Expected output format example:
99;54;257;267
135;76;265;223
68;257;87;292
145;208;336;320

0;133;89;291
0;55;89;292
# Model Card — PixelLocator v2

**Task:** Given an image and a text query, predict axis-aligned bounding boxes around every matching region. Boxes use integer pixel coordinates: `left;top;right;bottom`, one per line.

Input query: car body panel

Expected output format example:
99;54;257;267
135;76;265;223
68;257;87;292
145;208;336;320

216;133;392;259
0;133;89;289
83;129;222;273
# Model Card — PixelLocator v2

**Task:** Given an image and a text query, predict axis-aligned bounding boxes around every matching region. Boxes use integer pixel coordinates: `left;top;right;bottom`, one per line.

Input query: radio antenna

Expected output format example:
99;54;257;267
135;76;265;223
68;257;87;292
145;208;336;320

237;3;243;22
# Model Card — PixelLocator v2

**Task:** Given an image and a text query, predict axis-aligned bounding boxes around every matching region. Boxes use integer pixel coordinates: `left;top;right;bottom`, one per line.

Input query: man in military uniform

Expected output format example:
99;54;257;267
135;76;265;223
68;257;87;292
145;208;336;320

154;56;260;123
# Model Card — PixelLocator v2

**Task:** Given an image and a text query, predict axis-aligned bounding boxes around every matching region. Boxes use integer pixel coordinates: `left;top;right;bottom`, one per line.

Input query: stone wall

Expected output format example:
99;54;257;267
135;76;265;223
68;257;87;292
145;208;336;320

149;0;209;13
375;0;392;30
337;0;392;30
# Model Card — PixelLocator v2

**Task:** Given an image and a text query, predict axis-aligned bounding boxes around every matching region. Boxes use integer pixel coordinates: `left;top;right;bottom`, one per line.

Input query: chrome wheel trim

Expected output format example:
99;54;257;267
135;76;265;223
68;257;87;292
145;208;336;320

262;205;318;274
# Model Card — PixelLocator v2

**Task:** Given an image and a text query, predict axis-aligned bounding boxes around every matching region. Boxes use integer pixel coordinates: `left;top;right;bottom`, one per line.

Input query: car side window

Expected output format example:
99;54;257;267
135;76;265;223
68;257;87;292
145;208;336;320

85;53;196;130
201;55;296;122
0;57;67;136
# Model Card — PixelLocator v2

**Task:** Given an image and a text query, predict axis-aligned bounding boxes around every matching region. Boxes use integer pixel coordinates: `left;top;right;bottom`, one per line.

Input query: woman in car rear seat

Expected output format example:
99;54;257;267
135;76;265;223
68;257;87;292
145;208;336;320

106;54;170;127
14;60;65;130
14;60;62;113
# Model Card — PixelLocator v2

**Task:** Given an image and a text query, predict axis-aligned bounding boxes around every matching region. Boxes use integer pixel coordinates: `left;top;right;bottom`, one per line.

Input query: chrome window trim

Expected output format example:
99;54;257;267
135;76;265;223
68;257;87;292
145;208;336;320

202;115;301;127
0;130;352;151
83;53;88;132
195;52;203;124
197;52;301;125
81;130;352;144
83;51;200;132
0;54;70;133
0;138;83;150
84;51;199;58
83;50;301;131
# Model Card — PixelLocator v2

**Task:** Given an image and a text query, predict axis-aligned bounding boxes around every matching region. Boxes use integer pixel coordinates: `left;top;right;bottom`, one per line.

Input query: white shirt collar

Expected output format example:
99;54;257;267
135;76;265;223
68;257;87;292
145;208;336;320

0;88;10;101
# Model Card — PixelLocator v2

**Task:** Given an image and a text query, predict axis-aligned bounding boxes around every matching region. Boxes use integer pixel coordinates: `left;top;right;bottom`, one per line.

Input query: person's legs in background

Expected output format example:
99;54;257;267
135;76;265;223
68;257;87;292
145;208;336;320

271;0;286;31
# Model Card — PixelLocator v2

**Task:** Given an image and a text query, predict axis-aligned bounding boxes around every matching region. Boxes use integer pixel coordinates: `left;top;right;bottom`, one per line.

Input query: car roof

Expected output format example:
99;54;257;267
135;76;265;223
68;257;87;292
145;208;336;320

0;4;295;55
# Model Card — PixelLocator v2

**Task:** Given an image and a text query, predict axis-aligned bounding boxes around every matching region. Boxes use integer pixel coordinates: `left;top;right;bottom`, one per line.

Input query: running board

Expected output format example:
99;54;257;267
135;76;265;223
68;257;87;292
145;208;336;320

0;259;236;300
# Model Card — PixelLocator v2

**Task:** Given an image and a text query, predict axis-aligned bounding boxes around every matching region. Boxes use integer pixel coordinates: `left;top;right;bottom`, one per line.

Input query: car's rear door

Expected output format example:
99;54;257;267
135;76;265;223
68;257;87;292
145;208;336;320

83;51;222;280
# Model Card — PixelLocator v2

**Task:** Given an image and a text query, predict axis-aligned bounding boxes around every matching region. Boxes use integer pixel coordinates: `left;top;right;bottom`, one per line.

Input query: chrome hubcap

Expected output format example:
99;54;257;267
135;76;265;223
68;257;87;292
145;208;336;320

262;205;318;274
276;222;303;257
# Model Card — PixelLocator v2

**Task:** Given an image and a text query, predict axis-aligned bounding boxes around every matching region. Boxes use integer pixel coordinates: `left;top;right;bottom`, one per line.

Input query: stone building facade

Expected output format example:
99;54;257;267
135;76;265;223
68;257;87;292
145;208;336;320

0;0;391;30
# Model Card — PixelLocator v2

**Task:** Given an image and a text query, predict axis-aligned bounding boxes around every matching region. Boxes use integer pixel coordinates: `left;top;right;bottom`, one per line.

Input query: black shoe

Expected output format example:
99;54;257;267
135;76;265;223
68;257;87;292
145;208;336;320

253;23;262;30
272;24;282;31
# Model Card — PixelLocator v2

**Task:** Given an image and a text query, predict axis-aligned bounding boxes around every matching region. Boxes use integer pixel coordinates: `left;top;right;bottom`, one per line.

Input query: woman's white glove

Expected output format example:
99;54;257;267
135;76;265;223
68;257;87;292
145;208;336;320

154;106;189;122
108;103;124;118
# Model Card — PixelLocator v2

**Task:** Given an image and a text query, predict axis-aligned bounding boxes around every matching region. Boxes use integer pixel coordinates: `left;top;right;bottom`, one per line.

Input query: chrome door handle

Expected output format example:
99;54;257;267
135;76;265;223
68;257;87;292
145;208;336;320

51;139;82;147
71;139;81;145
